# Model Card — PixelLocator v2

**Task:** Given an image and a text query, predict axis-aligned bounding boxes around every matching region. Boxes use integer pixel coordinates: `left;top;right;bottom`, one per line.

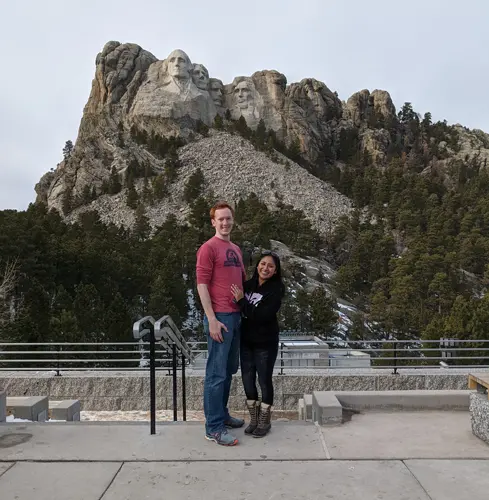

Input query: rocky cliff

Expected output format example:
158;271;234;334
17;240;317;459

35;41;489;235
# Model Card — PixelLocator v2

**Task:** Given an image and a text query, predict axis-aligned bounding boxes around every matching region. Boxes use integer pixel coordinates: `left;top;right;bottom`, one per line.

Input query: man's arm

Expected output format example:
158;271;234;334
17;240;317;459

196;244;227;343
197;284;227;343
197;283;216;323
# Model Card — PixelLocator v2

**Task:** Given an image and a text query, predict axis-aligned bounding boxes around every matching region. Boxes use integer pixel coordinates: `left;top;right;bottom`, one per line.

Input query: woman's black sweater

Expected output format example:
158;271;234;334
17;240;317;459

237;277;283;345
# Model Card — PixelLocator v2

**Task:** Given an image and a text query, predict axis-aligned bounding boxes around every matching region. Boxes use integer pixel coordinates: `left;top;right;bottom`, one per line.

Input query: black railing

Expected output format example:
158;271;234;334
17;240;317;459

2;339;488;373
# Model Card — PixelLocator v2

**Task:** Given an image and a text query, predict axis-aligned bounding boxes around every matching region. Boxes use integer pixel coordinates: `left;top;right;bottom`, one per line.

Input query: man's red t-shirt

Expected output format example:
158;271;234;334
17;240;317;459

196;236;246;313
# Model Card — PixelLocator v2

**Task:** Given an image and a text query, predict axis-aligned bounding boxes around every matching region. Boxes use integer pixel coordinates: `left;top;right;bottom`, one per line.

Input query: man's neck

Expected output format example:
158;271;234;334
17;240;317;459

214;232;231;242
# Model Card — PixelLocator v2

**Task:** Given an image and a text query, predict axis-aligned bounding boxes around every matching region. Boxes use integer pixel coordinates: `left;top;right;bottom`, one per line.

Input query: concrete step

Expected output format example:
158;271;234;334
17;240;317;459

312;391;343;425
312;390;473;426
49;400;81;421
6;396;48;421
298;394;313;421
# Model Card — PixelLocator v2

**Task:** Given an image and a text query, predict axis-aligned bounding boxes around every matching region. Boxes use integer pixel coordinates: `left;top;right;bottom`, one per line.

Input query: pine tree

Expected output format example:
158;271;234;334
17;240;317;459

255;119;266;148
213;114;224;130
134;204;150;240
349;311;368;341
108;167;122;195
73;284;104;341
234;116;251;138
153;174;168;201
62;188;74;215
196;119;209;137
309;287;338;337
165;147;180;183
81;185;92;205
126;174;138;209
183;168;205;202
126;184;138;209
287;137;301;162
63;140;74;160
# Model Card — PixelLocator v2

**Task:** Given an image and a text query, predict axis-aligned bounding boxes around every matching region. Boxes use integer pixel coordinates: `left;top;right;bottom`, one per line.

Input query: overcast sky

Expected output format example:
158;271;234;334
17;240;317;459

1;0;488;210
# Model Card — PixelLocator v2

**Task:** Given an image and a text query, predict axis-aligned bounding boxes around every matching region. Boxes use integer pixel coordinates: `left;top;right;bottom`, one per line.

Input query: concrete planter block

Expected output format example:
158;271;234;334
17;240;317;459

49;400;81;421
304;394;313;420
6;396;49;421
312;391;342;426
297;399;305;420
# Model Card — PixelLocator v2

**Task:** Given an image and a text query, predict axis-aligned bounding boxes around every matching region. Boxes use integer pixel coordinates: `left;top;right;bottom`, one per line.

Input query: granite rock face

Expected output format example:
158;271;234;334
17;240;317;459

35;41;489;227
67;132;352;236
35;41;388;217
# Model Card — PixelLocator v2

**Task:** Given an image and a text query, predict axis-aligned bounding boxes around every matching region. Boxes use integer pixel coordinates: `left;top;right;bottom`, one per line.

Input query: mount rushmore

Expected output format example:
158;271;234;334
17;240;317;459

35;41;488;232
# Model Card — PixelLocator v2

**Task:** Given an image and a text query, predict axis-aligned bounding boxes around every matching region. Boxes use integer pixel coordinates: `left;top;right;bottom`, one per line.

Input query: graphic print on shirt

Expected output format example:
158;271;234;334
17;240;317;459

245;292;263;306
224;248;242;267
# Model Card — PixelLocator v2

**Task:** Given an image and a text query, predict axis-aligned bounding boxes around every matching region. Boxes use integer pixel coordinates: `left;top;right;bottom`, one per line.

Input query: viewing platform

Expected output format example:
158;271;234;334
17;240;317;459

1;410;488;499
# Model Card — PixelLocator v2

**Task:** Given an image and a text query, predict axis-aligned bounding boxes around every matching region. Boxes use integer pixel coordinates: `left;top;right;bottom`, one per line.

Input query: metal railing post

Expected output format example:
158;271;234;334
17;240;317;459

280;342;284;375
392;341;398;375
56;345;61;377
182;353;186;422
149;323;156;435
172;344;178;421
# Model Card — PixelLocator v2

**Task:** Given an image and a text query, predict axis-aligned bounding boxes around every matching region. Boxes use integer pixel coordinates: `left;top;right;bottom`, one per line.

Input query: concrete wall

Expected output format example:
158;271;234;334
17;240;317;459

0;388;6;422
0;372;471;411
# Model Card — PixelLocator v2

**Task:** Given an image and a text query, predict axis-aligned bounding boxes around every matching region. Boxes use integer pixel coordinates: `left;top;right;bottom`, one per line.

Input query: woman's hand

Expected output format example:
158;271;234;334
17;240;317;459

231;284;244;302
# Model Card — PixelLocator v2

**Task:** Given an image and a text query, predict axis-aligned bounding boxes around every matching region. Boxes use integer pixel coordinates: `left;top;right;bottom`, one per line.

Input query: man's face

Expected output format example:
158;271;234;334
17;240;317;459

192;65;209;90
209;79;224;106
212;208;234;238
168;50;190;79
235;81;252;109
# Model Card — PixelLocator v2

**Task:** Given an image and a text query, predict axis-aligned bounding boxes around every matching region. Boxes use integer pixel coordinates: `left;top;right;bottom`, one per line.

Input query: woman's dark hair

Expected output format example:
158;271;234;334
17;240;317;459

251;251;285;296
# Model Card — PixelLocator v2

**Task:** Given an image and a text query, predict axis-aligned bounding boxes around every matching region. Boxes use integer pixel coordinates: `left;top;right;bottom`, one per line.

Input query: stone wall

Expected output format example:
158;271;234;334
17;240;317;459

470;392;489;444
0;373;470;411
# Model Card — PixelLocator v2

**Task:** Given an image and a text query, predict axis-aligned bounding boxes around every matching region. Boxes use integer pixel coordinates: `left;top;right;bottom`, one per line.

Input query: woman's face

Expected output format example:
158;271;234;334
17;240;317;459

257;256;277;282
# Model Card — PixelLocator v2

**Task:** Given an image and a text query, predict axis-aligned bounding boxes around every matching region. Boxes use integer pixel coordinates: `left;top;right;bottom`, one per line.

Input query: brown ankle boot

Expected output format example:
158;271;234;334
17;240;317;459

245;400;260;435
253;402;271;438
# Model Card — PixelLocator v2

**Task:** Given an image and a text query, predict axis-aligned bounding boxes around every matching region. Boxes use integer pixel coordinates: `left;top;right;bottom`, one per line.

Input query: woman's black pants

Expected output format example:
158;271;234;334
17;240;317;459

240;340;278;405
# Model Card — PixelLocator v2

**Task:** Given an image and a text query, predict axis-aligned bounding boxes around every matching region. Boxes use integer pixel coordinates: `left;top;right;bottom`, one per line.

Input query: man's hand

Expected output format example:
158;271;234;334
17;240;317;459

209;317;228;343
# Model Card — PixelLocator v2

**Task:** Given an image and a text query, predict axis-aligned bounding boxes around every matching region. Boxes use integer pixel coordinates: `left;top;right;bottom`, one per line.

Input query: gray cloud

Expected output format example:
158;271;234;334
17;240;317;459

1;0;488;210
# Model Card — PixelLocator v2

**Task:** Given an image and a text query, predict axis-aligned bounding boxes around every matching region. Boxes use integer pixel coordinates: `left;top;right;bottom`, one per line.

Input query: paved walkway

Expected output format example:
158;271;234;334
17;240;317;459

1;411;489;499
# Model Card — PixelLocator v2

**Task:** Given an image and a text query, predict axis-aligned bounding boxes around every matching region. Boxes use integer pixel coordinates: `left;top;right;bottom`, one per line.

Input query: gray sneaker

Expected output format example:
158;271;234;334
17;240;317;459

205;429;239;446
224;416;245;429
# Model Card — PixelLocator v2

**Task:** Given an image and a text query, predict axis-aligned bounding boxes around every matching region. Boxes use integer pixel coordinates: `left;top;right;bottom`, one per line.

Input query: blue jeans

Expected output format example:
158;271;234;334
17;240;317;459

203;312;241;434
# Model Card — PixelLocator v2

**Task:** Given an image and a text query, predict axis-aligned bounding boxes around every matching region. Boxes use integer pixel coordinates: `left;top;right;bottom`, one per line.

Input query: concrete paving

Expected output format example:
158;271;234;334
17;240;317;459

0;462;121;500
101;461;431;500
0;413;488;499
0;421;326;461
0;462;14;478
404;460;489;500
322;410;489;459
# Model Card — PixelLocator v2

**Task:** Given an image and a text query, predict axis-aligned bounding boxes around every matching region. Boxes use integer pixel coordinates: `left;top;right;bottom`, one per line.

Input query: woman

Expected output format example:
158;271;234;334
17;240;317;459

231;250;285;438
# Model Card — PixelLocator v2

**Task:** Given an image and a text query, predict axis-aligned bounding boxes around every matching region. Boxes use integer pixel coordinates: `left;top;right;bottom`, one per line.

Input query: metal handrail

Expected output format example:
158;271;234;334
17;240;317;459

2;339;489;374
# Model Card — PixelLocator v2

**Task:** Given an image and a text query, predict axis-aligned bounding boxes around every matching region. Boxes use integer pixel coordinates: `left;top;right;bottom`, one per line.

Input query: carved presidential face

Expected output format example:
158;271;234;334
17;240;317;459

167;50;191;80
234;81;253;109
209;78;224;106
192;64;209;91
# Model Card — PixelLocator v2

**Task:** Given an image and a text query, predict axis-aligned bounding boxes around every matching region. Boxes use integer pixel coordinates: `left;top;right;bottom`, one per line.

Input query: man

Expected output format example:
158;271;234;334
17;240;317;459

196;201;246;446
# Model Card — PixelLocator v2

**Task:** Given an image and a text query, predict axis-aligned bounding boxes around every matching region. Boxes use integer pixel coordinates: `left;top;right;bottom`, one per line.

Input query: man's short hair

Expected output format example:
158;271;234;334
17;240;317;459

210;201;234;220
